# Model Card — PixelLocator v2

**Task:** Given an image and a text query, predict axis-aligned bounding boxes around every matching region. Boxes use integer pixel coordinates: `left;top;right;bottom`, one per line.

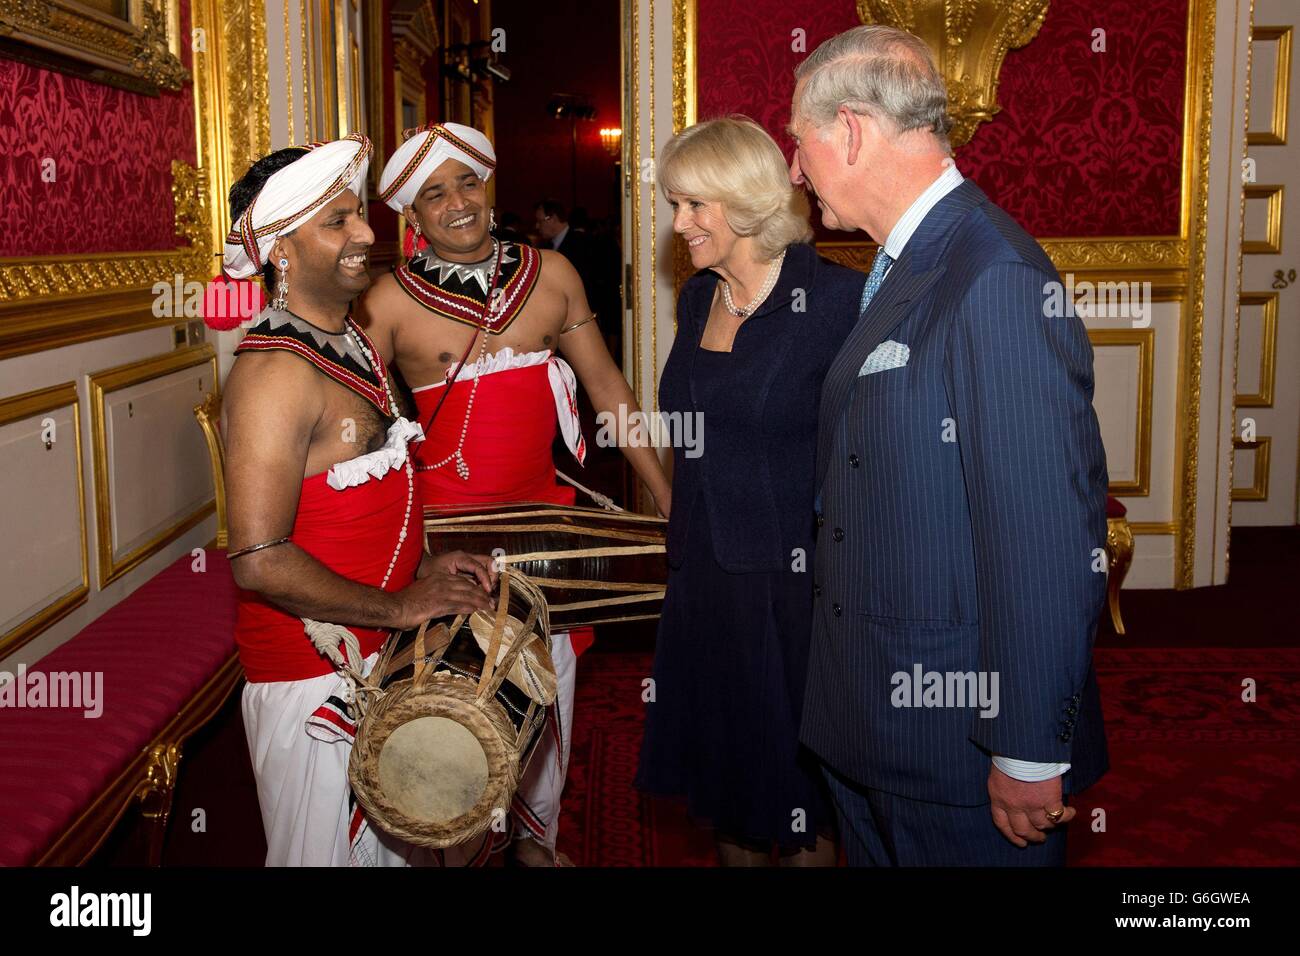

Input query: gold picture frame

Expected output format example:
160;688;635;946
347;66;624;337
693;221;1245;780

0;0;188;94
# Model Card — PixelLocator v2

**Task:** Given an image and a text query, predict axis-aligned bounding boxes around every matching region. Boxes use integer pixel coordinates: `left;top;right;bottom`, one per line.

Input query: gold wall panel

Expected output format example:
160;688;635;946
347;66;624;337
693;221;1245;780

1089;328;1155;496
1248;25;1292;145
88;345;218;588
1231;436;1272;500
1236;291;1278;406
0;382;89;659
1243;183;1285;253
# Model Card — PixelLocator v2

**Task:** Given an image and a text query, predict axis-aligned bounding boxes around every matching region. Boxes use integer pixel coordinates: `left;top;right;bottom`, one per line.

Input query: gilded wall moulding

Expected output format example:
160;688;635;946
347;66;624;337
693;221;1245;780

0;0;189;93
170;160;211;253
856;0;1051;147
818;236;1187;282
0;162;210;358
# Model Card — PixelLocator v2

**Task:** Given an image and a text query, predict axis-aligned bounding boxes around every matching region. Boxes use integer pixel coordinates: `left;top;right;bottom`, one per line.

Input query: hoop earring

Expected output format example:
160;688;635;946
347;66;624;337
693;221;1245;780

271;257;289;311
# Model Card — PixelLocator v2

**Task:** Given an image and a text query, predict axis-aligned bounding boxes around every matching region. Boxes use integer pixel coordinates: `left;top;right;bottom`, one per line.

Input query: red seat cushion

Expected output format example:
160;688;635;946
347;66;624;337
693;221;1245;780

1107;495;1128;519
0;551;236;866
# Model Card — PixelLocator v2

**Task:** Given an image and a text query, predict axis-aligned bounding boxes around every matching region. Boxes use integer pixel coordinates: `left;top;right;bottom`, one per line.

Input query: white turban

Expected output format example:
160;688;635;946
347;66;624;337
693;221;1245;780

378;123;496;213
223;132;372;280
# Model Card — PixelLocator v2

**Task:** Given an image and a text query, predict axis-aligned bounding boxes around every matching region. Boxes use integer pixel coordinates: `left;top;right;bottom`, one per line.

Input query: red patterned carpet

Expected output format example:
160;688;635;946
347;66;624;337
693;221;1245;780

556;648;1300;867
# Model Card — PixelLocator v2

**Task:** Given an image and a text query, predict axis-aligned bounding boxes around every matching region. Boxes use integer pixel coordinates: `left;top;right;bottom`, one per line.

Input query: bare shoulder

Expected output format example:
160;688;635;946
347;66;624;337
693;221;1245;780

224;349;322;426
537;247;583;296
538;247;580;282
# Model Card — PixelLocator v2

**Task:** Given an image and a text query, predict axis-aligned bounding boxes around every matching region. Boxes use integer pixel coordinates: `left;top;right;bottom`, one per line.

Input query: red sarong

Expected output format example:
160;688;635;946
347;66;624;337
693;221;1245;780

414;361;593;655
235;467;423;683
414;362;575;507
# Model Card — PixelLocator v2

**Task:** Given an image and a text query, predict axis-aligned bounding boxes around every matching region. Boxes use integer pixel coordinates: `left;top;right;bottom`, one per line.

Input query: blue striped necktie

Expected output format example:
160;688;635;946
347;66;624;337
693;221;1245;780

859;250;894;317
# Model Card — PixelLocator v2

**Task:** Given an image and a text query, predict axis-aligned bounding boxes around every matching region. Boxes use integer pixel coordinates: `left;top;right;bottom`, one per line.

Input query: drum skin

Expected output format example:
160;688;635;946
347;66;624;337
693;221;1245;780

424;502;668;630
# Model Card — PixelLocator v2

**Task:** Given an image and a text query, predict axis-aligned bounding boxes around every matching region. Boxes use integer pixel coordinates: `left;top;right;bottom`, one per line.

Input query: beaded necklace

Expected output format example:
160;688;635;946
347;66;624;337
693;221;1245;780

344;319;413;590
417;239;504;481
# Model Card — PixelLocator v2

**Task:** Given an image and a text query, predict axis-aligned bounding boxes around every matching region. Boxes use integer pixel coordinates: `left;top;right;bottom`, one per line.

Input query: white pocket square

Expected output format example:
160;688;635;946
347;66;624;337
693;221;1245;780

859;340;910;377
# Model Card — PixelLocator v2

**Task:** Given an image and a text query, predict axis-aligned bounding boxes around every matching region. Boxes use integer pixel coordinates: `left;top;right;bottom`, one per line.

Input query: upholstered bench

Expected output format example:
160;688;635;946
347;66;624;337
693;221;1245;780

0;550;241;866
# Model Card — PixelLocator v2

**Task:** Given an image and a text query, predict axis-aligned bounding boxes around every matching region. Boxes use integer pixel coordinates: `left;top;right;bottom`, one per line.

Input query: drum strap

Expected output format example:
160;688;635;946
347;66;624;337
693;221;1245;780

476;570;513;697
302;617;387;717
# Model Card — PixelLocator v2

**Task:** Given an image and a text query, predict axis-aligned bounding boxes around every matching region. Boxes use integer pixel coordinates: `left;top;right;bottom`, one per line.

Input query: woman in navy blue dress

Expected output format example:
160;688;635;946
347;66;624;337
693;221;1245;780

634;118;866;865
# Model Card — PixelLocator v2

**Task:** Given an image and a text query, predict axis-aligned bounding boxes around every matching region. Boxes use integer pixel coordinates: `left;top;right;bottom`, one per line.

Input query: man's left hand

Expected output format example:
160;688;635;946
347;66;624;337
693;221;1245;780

419;550;499;593
988;765;1075;847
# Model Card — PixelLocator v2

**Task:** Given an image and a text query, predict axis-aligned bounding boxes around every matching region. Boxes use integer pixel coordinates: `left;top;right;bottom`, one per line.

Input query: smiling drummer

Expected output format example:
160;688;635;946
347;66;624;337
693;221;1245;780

359;123;672;866
220;133;498;867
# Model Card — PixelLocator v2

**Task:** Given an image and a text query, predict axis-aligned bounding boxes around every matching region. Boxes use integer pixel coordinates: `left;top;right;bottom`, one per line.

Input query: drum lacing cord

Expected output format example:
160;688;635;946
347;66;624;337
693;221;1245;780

302;618;387;717
555;469;624;513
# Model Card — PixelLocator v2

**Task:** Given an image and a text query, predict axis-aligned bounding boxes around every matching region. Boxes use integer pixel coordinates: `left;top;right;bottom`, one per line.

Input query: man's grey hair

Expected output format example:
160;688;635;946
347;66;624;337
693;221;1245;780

794;25;953;151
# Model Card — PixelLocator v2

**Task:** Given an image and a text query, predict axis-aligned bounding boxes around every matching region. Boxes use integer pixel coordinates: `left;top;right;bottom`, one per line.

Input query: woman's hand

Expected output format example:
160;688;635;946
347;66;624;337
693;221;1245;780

654;487;672;519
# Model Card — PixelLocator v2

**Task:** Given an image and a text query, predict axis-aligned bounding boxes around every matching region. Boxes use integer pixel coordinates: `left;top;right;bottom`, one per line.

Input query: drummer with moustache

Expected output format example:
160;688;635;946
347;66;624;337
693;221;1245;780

220;132;498;866
360;123;672;866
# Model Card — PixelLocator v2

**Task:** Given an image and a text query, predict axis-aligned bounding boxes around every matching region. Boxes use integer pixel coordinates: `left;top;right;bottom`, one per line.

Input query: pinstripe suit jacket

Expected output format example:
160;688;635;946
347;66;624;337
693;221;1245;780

801;180;1110;807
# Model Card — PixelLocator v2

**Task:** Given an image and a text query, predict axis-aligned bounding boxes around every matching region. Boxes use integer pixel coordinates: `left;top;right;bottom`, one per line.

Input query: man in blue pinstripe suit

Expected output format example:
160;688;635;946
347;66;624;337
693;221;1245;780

788;26;1110;866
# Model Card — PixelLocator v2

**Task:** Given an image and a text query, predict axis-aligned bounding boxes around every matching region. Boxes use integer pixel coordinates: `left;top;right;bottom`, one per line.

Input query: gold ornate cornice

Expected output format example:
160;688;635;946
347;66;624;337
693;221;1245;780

392;0;439;71
0;0;189;92
857;0;1050;146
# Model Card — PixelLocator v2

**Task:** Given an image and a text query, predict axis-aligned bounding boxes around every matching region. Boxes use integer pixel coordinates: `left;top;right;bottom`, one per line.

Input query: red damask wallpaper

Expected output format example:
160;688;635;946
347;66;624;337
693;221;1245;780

0;1;197;257
695;0;1188;238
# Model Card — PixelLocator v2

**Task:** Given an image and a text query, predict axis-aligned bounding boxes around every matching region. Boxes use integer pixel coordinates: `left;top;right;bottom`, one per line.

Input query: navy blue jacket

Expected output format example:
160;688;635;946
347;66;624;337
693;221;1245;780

802;180;1110;807
662;241;866;573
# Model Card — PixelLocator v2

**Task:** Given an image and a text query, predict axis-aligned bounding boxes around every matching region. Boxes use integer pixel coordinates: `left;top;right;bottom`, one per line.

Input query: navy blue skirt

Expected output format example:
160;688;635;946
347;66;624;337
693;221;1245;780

634;494;834;850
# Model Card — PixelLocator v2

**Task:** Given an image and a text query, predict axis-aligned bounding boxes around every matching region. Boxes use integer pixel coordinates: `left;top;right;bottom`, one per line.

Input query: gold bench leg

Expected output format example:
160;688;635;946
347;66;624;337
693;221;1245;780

1105;516;1134;635
135;743;182;867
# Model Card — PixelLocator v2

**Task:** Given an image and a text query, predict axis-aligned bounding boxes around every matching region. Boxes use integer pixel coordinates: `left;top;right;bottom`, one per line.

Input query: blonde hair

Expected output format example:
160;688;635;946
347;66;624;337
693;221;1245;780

659;116;812;260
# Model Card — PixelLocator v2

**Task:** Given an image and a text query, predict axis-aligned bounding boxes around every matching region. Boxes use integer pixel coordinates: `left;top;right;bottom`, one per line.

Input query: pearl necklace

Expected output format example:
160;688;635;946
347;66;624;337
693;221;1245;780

345;320;413;590
719;250;786;318
418;239;502;482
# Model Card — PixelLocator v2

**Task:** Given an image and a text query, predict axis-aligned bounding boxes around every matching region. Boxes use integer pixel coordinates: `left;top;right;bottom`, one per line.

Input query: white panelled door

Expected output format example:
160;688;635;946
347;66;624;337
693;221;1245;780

1236;1;1300;525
